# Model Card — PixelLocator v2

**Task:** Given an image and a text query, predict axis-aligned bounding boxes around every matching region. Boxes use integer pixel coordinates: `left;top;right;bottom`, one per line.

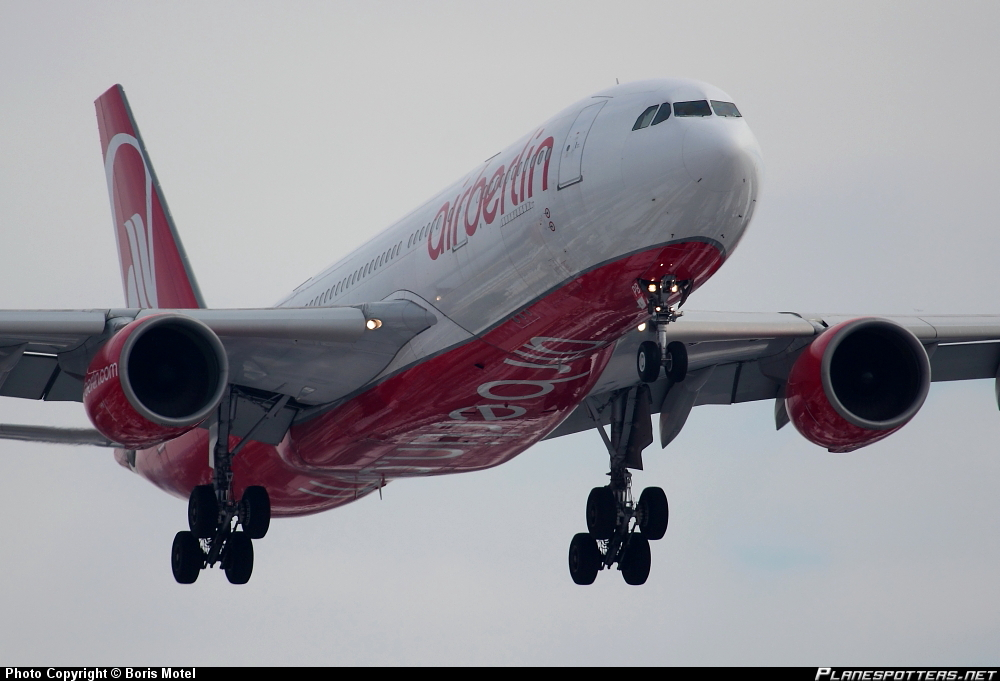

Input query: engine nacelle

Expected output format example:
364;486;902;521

785;318;930;452
83;314;229;449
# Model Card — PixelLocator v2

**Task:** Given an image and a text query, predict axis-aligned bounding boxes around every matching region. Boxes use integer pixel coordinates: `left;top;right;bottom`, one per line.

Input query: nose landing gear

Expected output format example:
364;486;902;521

636;275;690;384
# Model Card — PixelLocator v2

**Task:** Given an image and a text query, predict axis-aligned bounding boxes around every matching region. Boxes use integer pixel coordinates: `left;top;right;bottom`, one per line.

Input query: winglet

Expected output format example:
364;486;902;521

95;85;205;309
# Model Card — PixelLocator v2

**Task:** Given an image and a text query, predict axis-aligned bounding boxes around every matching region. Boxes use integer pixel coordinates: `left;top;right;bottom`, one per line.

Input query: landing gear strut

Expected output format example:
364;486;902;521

171;388;280;584
569;388;669;586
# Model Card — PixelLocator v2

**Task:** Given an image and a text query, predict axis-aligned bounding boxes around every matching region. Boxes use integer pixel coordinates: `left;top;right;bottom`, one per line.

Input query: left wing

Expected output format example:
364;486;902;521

548;310;1000;441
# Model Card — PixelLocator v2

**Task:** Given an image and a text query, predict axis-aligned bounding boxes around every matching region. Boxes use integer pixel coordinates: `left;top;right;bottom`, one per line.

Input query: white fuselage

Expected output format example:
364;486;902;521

281;78;762;364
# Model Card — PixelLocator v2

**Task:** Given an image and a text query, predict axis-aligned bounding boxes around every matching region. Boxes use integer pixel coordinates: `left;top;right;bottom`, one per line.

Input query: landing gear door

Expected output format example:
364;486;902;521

557;100;607;190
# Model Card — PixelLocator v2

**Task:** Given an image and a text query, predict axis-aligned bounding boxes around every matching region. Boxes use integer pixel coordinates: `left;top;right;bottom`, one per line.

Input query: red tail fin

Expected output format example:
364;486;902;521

95;85;205;309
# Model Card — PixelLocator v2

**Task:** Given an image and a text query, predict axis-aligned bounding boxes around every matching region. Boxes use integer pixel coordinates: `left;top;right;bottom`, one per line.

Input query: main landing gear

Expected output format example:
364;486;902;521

567;276;690;586
171;388;280;585
569;481;669;586
570;385;669;586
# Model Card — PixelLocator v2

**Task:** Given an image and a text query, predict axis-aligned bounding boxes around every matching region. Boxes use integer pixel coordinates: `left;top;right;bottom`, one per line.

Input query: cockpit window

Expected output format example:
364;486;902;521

711;100;742;117
651;102;671;125
632;105;658;130
673;100;712;117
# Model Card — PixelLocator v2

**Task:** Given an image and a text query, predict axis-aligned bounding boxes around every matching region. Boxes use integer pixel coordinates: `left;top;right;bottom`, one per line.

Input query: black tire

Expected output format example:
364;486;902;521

568;533;601;585
664;341;688;383
241;486;271;539
586;486;616;540
224;532;254;585
636;340;661;383
620;532;651;585
637;487;669;540
171;531;203;584
188;485;218;539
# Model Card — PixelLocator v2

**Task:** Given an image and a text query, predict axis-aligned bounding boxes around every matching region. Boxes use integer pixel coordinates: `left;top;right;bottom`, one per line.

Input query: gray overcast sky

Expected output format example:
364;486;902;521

1;0;998;665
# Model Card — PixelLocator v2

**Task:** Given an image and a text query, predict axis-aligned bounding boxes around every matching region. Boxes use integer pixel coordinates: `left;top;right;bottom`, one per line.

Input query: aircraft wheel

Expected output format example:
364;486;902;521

568;533;601;585
224;532;254;585
637;487;669;540
171;531;203;584
636;341;661;383
188;485;218;539
586;486;616;540
663;341;688;382
242;486;271;539
620;533;651;585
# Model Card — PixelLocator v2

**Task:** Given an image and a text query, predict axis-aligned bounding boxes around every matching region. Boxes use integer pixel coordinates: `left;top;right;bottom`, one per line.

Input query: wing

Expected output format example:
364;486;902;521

0;300;435;446
547;310;1000;440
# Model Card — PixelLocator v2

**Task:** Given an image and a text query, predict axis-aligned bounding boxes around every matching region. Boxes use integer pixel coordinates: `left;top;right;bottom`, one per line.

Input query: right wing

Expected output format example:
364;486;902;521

0;301;435;445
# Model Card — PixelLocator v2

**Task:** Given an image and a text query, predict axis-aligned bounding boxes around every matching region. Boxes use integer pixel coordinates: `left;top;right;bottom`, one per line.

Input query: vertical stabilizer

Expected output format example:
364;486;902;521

95;85;205;309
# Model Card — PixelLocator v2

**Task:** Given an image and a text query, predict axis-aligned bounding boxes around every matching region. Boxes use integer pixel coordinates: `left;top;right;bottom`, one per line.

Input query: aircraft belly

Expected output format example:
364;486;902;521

281;240;724;484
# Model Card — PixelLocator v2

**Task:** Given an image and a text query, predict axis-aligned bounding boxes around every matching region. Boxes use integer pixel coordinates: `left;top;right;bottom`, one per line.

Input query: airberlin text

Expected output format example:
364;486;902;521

382;337;603;471
4;671;195;681
83;362;118;400
426;130;554;261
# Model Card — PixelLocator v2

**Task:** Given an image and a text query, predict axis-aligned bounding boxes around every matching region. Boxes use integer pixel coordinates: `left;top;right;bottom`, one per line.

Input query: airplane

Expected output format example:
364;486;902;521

2;78;998;586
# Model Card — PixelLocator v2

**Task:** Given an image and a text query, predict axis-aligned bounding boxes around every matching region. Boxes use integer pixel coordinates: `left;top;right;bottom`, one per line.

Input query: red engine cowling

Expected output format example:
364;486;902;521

785;318;930;452
83;314;229;449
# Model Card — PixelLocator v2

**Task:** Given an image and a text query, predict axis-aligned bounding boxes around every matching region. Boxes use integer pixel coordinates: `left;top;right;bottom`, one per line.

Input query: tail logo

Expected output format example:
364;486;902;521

122;212;157;308
104;133;158;308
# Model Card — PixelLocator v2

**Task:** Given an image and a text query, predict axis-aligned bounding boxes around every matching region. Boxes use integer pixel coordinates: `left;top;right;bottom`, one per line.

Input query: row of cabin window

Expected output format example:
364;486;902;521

305;241;403;306
632;99;742;130
407;212;445;250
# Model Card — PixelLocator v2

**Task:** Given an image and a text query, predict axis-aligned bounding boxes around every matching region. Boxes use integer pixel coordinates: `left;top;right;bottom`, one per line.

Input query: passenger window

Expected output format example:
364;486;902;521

673;100;712;117
632;105;658;130
711;100;741;117
651;103;671;125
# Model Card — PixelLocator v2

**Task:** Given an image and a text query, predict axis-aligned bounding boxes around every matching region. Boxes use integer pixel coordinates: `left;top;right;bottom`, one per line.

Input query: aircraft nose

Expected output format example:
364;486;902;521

682;120;760;192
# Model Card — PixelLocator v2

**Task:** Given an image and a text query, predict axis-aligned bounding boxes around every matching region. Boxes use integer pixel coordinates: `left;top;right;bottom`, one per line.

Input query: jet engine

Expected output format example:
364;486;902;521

83;314;229;449
784;318;930;452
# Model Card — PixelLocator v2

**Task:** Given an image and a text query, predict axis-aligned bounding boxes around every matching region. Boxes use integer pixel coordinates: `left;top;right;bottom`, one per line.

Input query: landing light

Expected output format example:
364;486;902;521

637;322;647;332
670;284;679;293
366;319;382;330
647;284;657;293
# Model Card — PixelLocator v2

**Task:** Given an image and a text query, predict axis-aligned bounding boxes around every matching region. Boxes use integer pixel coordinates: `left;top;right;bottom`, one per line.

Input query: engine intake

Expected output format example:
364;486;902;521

785;318;930;452
84;314;229;449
